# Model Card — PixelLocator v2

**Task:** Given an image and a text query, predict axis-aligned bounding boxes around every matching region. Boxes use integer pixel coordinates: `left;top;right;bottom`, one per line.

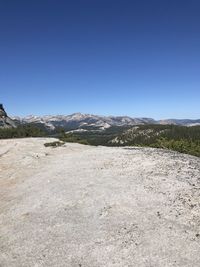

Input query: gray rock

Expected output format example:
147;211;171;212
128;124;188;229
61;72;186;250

0;104;16;128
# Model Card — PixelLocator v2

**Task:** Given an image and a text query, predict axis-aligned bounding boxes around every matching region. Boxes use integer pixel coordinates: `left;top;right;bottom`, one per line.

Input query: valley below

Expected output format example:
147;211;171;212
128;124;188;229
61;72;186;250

0;138;200;267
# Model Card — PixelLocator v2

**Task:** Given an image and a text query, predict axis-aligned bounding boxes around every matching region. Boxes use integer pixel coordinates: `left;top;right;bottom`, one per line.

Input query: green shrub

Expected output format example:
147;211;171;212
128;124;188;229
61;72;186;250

44;141;64;147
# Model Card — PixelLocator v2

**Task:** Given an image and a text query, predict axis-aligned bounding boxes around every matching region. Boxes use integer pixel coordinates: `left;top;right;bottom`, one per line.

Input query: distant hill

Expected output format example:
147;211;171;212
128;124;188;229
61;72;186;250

109;124;200;157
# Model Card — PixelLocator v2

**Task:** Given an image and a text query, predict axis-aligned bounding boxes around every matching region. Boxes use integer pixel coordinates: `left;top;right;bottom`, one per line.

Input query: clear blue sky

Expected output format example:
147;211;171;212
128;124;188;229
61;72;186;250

0;0;200;119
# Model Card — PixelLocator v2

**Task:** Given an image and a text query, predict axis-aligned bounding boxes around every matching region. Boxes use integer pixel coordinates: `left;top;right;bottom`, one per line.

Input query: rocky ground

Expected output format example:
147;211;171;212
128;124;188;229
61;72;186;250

0;138;200;267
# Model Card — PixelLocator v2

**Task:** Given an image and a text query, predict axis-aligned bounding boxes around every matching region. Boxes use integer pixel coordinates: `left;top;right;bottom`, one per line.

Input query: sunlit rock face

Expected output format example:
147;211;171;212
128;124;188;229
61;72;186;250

0;104;16;128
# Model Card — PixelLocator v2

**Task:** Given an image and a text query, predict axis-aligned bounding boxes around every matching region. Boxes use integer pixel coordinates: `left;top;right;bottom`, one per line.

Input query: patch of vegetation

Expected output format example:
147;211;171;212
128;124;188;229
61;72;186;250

0;124;47;139
151;138;200;157
44;141;64;147
60;133;89;145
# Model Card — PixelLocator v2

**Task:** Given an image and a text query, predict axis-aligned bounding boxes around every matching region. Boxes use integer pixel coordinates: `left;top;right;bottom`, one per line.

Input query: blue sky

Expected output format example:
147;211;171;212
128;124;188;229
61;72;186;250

0;0;200;119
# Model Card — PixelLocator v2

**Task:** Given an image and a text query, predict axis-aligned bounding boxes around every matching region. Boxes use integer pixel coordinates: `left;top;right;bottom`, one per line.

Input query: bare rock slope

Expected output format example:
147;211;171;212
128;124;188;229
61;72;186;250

0;138;200;267
0;104;16;128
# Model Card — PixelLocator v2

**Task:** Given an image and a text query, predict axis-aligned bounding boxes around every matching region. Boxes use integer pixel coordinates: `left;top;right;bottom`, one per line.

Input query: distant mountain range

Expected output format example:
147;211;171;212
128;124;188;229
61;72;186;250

1;104;200;130
12;113;157;131
13;113;200;131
